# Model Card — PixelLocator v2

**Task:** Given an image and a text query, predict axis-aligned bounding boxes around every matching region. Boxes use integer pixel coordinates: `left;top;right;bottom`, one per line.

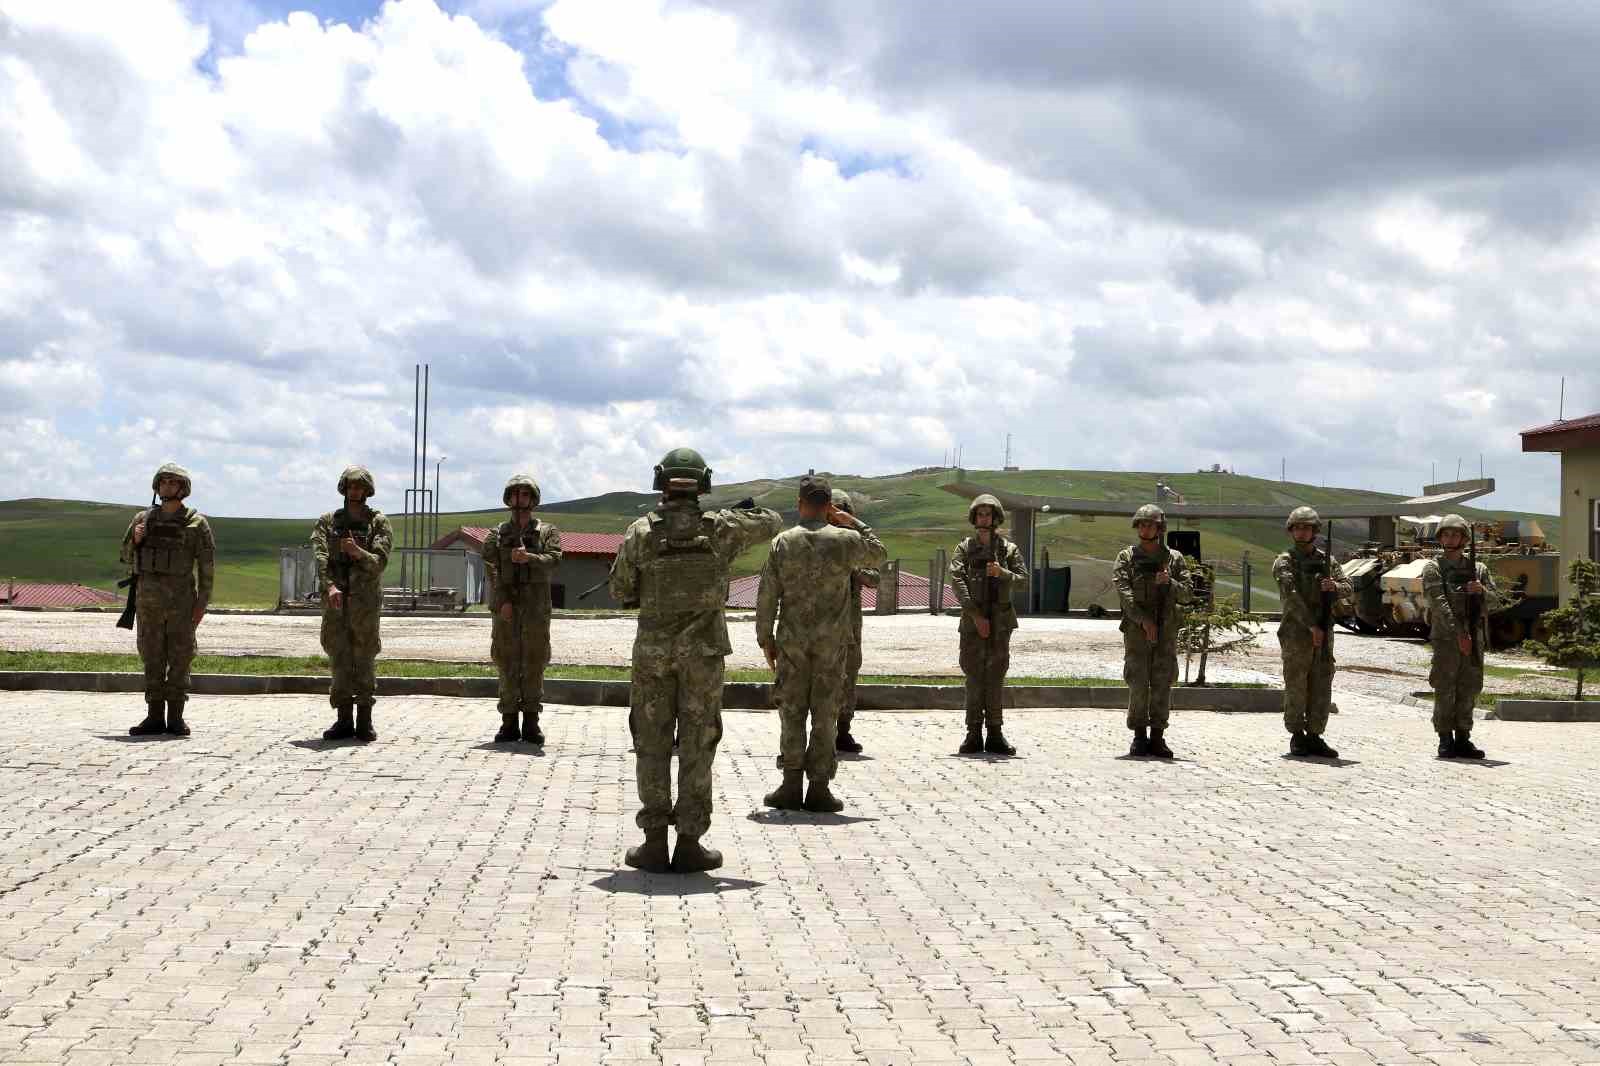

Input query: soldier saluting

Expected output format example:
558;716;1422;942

609;448;783;874
1422;514;1507;759
949;493;1029;756
482;474;563;746
120;462;215;737
1273;506;1352;758
1112;504;1194;758
312;466;392;742
832;490;880;755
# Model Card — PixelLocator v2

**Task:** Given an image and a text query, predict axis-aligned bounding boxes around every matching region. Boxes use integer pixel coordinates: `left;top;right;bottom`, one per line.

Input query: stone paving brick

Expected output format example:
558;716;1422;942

2;693;1600;1064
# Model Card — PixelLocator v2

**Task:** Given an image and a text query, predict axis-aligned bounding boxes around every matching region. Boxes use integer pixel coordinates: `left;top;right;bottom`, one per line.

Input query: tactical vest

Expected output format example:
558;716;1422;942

639;506;724;617
497;520;545;586
1437;557;1476;619
328;509;373;591
964;535;1007;608
1292;549;1329;609
1128;547;1169;609
135;509;195;577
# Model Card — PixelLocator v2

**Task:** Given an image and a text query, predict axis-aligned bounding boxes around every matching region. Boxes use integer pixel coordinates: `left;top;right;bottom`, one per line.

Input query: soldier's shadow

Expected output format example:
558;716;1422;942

589;871;765;896
945;752;1025;761
837;752;875;762
468;742;546;757
98;734;185;743
288;738;363;751
1114;754;1191;765
744;810;878;826
1438;757;1512;768
1279;754;1361;768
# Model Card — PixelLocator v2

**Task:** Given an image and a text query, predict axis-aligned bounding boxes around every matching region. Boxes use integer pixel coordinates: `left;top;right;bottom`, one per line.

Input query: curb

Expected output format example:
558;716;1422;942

0;672;1288;713
1491;698;1600;723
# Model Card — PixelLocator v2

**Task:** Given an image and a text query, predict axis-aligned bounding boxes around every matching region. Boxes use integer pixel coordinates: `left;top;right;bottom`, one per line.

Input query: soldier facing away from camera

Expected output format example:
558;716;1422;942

312;465;393;742
831;489;881;754
949;493;1029;756
1273;506;1353;758
1112;504;1194;758
482;474;563;745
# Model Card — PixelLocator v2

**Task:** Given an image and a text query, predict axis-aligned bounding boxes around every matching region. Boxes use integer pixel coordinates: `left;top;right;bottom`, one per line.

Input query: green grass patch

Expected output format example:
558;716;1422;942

1482;663;1582;682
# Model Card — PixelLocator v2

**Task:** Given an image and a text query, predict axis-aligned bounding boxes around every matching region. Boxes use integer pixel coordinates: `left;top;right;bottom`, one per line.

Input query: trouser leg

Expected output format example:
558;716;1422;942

673;657;725;840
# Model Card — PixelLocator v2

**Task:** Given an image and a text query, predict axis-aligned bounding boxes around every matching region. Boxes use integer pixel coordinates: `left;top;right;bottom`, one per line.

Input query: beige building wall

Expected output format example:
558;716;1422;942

1557;445;1600;603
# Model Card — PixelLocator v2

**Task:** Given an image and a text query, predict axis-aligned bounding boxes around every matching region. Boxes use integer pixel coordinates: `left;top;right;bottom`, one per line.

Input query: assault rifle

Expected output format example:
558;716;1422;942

1466;524;1483;665
115;495;159;630
328;509;372;613
1319;523;1336;662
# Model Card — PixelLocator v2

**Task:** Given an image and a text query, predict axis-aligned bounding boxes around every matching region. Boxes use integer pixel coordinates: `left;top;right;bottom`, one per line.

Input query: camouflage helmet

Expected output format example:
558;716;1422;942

503;473;541;508
1131;503;1166;529
1436;514;1470;536
653;447;712;493
1285;505;1322;531
151;462;192;499
336;465;375;500
831;489;854;514
968;493;1006;528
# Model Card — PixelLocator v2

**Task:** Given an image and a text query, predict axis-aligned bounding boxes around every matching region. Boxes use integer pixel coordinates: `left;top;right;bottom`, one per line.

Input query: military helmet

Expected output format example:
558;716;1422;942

1132;503;1166;529
151;462;192;499
1285;505;1322;531
831;489;853;514
1437;514;1470;536
337;465;375;500
653;447;712;493
503;473;541;508
968;493;1006;527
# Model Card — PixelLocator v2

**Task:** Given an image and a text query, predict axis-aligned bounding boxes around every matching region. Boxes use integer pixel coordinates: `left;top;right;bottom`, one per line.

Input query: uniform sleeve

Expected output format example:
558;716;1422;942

1000;539;1028;585
1330;558;1353;599
481;528;504;611
715;506;786;561
1274;553;1316;629
855;566;881;589
1422;560;1458;636
849;525;889;570
1170;552;1195;606
948;539;974;610
312;514;334;590
120;512;143;566
194;516;216;607
755;548;782;648
1478;562;1511;614
608;523;644;606
1112;549;1147;626
526;524;563;573
358;514;393;573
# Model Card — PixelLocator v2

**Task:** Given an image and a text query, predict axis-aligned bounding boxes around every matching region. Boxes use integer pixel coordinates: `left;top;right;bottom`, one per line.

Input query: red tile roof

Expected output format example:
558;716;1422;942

1522;412;1600;452
1;582;120;608
430;526;623;557
725;571;960;610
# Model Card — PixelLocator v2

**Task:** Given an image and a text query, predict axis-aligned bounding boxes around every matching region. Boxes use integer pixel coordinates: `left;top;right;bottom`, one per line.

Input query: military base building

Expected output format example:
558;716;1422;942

431;528;626;608
1521;412;1600;604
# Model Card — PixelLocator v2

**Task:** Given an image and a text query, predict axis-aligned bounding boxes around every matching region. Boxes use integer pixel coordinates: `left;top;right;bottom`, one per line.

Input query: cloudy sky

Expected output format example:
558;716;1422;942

2;0;1595;517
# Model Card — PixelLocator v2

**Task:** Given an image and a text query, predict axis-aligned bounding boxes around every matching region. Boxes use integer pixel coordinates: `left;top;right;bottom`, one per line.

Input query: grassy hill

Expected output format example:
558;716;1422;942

0;470;1555;609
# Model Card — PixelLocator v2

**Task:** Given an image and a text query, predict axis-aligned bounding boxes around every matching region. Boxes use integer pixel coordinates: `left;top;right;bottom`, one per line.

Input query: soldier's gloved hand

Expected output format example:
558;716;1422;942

499;603;513;622
734;497;756;510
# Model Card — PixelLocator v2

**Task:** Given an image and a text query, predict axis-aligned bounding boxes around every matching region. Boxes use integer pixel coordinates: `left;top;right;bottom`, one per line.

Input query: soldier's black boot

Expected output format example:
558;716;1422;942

764;769;804;810
1289;731;1309;756
803;778;844;814
354;703;377;743
1304;733;1337;758
1148;728;1174;759
129;700;166;736
670;834;722;873
494;711;520;743
1455;730;1485;759
165;699;190;737
958;726;984;754
521;707;544;745
1129;726;1150;757
624;827;670;873
323;702;355;741
1437;732;1457;758
984;725;1016;756
835;728;863;754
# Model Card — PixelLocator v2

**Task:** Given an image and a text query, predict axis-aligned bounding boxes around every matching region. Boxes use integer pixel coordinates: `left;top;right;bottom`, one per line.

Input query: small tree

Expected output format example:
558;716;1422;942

1177;564;1261;685
1524;557;1600;700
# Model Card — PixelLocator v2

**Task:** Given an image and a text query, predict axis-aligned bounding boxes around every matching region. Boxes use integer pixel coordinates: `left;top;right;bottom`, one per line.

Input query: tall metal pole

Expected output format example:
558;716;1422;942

411;364;420;590
421;365;430;595
435;455;445;547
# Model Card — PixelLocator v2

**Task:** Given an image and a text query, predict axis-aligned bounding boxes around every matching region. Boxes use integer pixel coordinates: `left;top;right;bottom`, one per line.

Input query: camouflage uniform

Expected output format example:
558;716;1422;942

312;467;392;738
1112;529;1194;737
756;482;887;794
1422;516;1507;745
610;448;783;871
481;476;563;731
120;463;215;736
1274;508;1353;748
832;490;880;750
949;494;1029;752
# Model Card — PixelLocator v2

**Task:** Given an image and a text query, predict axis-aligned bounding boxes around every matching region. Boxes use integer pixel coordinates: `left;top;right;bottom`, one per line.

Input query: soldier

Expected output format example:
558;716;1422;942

482;474;563;745
1422;514;1507;759
949;493;1029;756
756;477;888;813
312;466;393;742
1273;506;1353;758
120;462;215;737
609;449;783;873
1112;504;1194;757
832;490;881;754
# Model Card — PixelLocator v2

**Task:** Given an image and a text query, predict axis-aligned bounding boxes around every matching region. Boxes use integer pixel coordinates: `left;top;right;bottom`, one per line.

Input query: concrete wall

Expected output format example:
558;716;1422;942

1558;446;1600;603
554;555;619;609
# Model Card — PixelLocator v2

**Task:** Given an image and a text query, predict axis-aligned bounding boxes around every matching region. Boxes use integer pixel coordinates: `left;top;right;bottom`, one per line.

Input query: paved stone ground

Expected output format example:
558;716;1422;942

5;695;1600;1064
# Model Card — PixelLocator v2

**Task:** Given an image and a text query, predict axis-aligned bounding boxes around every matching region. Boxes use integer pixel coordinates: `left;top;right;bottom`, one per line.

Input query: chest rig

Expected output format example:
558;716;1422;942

328;508;372;592
640;504;723;616
1129;547;1170;607
1292;549;1329;607
136;508;193;576
1439;556;1475;611
498;520;543;585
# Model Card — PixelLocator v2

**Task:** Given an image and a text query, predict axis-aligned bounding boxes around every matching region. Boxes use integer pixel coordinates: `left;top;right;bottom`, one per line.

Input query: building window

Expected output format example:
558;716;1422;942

1592;499;1599;562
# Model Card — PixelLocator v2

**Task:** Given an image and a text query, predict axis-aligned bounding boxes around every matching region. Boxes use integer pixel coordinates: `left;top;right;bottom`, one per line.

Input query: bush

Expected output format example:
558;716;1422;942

1523;558;1600;700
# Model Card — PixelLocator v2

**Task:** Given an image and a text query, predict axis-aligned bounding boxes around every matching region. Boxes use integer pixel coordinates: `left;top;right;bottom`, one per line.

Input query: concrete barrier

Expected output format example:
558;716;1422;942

1492;698;1600;722
0;671;1286;712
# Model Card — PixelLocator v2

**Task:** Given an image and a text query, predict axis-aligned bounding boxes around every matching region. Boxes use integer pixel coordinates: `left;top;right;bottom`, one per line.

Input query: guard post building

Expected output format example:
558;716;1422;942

1521;412;1600;605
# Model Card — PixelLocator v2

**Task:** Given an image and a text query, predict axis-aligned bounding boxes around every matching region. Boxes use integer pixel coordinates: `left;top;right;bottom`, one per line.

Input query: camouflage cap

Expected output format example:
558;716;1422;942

151;462;192;499
830;489;854;514
653;447;712;492
1132;503;1166;528
968;493;1006;527
1286;505;1322;531
798;474;833;504
337;465;375;499
503;473;541;508
1437;514;1470;536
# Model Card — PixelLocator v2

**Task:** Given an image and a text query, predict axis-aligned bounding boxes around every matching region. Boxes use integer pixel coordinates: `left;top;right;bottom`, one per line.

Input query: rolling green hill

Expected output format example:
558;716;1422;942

0;470;1556;609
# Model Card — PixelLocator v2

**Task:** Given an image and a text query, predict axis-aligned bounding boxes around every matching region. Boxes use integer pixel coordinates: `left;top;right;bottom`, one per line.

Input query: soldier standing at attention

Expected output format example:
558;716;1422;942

312;466;392;742
609;449;783;874
756;477;888;813
482;474;563;746
121;462;215;737
949;494;1029;756
1112;504;1194;758
1274;506;1352;758
831;490;880;754
1422;514;1507;759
